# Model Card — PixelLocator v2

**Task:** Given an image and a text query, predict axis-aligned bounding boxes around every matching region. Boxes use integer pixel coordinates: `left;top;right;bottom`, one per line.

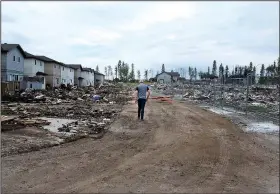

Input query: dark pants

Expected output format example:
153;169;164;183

138;99;146;120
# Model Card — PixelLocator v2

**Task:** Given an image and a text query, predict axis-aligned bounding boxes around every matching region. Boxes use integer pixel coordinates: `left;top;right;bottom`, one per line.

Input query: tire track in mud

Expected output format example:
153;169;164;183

148;102;227;191
172;102;232;192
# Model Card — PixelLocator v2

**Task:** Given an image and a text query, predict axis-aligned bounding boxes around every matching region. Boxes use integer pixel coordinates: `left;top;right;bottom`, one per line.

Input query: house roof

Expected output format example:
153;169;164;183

33;55;74;70
24;51;50;62
167;71;180;77
156;71;180;77
83;68;94;72
94;71;105;76
35;55;63;65
1;43;26;56
67;64;83;70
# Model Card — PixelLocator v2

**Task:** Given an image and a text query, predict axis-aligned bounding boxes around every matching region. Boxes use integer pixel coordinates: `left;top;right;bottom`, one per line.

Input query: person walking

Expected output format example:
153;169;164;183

135;80;150;121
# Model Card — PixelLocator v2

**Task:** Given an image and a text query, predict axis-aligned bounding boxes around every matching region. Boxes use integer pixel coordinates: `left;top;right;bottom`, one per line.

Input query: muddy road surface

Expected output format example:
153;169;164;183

2;99;279;193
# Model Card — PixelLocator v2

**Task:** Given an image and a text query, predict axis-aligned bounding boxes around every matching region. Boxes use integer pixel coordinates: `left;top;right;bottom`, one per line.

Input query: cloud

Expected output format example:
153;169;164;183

1;1;279;77
2;14;15;23
70;29;121;47
122;2;197;31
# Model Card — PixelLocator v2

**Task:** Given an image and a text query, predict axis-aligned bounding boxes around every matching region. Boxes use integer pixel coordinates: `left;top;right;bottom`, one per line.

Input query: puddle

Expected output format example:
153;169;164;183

205;107;245;115
246;122;279;133
208;108;233;115
39;117;77;134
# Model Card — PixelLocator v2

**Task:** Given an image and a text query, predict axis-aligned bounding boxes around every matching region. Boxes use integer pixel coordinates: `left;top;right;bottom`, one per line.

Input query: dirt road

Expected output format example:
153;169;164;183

2;99;279;193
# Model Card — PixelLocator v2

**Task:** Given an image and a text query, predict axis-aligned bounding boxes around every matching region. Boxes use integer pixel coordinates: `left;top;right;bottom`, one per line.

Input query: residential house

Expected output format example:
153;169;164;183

61;65;75;86
80;68;92;87
94;71;105;85
83;68;95;86
36;55;63;88
156;71;180;84
23;51;48;89
67;64;84;87
1;43;25;82
169;71;180;82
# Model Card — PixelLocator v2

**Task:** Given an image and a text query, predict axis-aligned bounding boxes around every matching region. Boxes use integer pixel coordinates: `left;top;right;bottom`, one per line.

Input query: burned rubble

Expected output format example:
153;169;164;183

1;83;133;156
154;83;279;119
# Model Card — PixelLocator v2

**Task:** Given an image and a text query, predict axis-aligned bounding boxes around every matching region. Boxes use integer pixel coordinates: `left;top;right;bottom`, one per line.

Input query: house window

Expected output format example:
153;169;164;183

13;56;16;61
40;62;42;66
54;65;56;68
18;57;20;62
63;67;64;71
14;75;19;81
70;79;72;83
30;83;33;88
35;60;37;65
56;78;59;84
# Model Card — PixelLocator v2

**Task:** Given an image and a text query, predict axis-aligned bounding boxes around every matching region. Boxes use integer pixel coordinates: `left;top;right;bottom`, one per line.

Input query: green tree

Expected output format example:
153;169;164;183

212;60;217;76
122;63;129;82
239;66;243;76
129;63;135;81
259;64;265;84
144;69;148;81
225;65;229;79
137;70;141;80
117;60;122;80
249;62;253;72
219;63;224;78
260;64;265;77
161;64;165;73
120;61;125;81
253;66;256;84
114;65;118;79
244;66;248;77
235;66;238;75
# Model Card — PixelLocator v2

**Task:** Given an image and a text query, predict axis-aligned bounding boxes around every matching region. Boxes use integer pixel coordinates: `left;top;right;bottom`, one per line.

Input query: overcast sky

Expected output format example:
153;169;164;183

2;1;279;76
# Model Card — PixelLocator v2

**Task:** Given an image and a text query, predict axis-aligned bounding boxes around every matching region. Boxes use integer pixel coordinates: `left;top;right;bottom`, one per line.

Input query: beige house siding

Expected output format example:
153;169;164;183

44;62;62;87
157;72;172;84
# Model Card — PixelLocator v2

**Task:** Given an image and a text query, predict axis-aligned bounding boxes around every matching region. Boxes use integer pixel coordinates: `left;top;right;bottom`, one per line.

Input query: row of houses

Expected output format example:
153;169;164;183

1;43;105;90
